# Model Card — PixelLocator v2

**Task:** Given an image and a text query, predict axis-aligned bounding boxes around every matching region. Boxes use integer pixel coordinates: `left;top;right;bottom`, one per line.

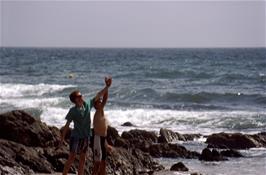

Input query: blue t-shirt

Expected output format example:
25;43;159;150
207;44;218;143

65;99;94;138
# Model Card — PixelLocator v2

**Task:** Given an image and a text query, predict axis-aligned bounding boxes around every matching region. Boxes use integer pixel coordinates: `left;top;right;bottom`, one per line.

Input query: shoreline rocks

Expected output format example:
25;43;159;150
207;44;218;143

1;110;265;174
0;110;164;175
206;132;266;149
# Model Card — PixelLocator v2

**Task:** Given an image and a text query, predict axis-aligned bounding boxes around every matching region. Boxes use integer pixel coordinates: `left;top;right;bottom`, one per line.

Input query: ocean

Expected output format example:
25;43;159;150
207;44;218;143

0;47;266;174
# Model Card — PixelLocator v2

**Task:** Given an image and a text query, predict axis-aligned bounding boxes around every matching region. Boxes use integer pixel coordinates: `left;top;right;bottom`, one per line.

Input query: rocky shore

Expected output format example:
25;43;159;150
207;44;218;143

0;110;265;175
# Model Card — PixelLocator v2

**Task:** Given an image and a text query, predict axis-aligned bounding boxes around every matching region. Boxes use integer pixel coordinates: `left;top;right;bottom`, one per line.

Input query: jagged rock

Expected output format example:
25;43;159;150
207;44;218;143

220;149;243;157
0;110;60;147
199;148;227;161
0;139;52;173
107;148;164;174
158;128;185;143
122;129;158;143
170;162;188;171
149;143;200;159
158;128;201;143
0;110;164;174
183;133;202;141
206;132;266;149
107;126;120;146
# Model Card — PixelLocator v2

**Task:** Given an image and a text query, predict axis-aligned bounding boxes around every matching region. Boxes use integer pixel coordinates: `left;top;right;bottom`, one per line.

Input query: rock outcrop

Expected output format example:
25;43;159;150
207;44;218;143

170;162;189;171
158;128;201;143
0;110;164;175
206;132;266;149
199;148;228;161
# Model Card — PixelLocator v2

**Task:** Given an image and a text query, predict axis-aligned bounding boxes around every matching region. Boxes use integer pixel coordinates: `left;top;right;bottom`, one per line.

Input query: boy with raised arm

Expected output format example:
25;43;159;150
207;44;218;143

92;77;112;175
60;77;111;175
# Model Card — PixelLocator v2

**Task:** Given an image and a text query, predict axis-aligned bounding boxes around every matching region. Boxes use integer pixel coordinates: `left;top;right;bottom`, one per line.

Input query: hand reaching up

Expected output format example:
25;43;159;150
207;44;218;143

105;76;112;87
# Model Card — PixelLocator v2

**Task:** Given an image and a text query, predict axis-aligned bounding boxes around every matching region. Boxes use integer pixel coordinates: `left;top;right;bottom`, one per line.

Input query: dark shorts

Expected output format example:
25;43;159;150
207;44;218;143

93;135;107;161
69;137;89;154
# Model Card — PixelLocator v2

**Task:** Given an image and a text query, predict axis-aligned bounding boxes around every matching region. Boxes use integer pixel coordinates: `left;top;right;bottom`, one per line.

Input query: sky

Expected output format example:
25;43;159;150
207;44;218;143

0;0;265;48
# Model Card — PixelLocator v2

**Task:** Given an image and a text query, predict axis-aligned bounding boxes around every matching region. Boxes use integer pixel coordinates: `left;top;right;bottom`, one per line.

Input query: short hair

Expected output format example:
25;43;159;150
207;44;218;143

69;90;80;103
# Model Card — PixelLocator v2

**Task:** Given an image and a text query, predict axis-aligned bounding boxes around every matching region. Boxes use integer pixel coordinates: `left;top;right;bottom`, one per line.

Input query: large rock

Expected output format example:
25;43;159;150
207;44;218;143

0;110;60;147
183;133;202;141
220;149;243;158
158;128;201;143
158;128;185;143
122;129;158;143
149;143;200;159
0;139;53;173
206;132;266;149
199;148;227;161
170;162;188;171
107;148;164;175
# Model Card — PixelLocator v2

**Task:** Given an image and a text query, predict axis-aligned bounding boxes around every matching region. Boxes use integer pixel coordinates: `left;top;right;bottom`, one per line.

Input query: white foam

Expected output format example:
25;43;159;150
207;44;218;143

0;97;64;109
40;107;69;127
103;109;266;134
26;107;262;136
0;83;75;98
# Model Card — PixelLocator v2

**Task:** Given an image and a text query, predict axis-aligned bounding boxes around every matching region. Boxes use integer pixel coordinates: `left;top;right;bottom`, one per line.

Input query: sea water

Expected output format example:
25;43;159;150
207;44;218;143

0;47;265;174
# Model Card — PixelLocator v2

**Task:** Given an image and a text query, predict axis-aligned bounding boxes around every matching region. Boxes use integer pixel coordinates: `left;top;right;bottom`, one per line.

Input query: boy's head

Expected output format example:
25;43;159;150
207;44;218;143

69;90;83;106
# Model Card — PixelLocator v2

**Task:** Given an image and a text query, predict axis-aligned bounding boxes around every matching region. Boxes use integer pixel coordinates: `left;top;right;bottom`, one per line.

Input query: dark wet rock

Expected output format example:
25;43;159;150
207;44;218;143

199;148;228;161
170;162;189;171
191;173;203;175
252;132;266;146
206;132;266;149
0;139;52;173
121;122;136;127
183;133;202;141
158;128;185;143
220;149;243;158
149;143;200;159
107;148;164;175
114;137;130;148
122;129;158;143
0;110;60;147
0;110;164;174
107;126;120;146
158;128;201;143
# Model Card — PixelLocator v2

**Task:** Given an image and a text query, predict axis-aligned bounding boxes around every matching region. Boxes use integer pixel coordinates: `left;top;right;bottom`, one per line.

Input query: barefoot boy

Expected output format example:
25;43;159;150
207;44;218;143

92;77;112;175
60;77;110;175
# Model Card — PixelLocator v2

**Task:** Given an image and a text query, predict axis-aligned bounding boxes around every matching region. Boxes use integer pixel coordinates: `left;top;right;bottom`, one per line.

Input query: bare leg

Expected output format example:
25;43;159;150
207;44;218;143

78;152;87;175
62;152;76;175
99;161;106;175
92;161;101;175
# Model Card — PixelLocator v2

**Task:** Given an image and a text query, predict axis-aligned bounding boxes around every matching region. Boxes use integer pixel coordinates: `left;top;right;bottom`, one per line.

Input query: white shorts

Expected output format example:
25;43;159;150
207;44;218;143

93;135;107;161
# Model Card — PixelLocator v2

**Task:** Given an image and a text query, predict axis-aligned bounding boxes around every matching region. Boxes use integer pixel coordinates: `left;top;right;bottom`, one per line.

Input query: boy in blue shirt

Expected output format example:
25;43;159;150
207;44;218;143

60;77;111;175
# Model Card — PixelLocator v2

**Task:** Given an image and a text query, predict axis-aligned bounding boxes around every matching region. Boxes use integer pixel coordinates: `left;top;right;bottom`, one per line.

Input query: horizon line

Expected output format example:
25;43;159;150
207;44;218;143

1;46;266;49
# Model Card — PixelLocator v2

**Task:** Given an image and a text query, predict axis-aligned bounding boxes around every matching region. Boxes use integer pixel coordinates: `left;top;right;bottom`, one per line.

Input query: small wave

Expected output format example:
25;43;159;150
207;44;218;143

159;91;265;105
0;83;75;98
144;69;212;79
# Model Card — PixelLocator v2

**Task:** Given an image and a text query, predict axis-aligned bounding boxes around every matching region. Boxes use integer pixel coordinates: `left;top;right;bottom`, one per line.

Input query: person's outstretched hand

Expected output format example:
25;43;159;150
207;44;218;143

105;76;112;87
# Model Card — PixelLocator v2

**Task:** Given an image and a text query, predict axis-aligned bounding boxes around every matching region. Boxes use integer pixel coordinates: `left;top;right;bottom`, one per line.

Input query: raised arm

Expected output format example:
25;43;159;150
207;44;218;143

101;88;108;107
94;86;108;101
94;77;112;101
